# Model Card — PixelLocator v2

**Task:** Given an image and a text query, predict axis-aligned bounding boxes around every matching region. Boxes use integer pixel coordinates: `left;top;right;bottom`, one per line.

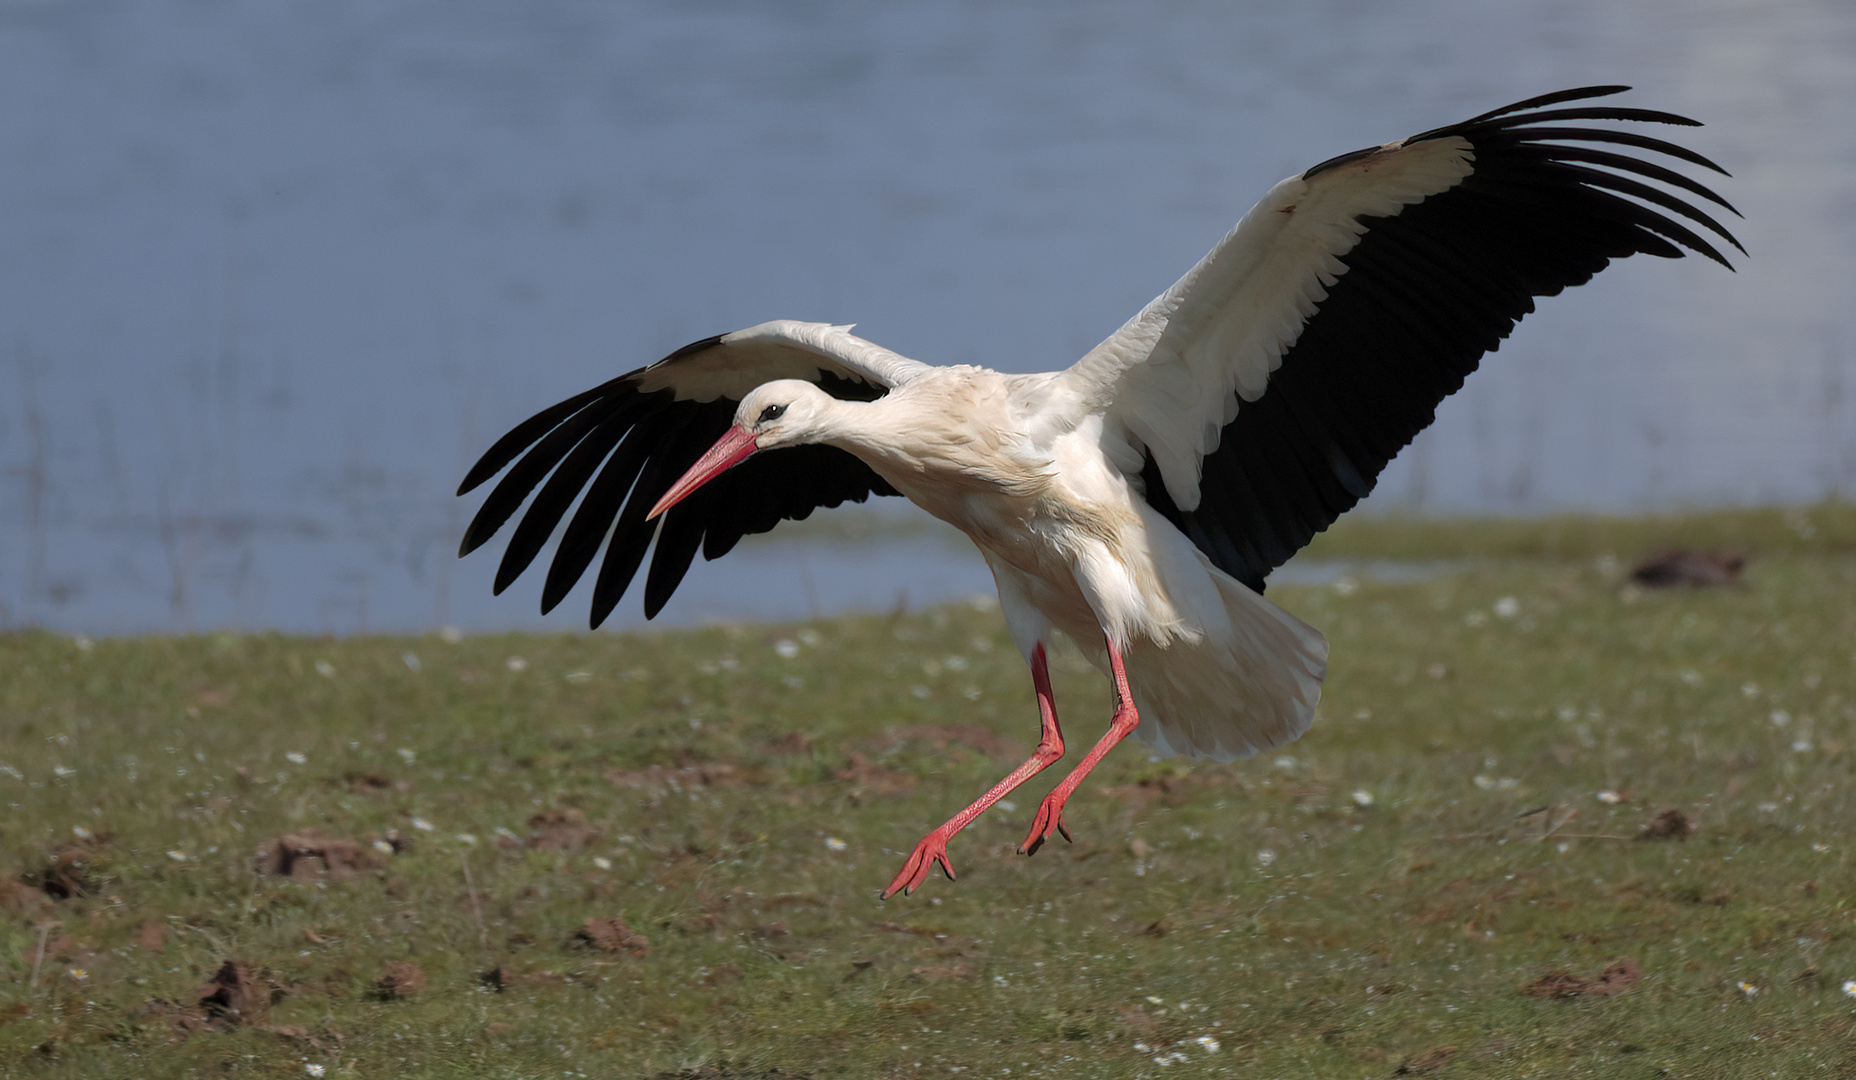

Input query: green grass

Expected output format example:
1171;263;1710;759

3;505;1855;1078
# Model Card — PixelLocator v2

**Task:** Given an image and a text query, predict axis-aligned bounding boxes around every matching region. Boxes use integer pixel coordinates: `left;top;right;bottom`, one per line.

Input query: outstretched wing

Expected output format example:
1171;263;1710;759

1064;86;1741;592
458;320;929;625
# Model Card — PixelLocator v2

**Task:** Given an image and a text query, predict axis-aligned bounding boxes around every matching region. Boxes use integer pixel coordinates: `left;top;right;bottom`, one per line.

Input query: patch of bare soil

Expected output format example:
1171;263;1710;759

1520;958;1642;999
372;960;426;999
835;752;918;799
1396;1045;1460;1074
1630;549;1744;588
1639;808;1694;841
506;807;602;852
260;832;383;880
576;916;649;956
198;959;284;1027
22;837;109;899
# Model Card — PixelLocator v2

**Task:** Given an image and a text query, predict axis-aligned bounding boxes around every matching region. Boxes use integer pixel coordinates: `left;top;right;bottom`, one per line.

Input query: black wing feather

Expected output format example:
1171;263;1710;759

458;340;901;627
1150;86;1738;593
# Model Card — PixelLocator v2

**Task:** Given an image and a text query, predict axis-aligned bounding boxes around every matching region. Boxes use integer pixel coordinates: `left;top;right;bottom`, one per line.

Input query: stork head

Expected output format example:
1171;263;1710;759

647;380;837;520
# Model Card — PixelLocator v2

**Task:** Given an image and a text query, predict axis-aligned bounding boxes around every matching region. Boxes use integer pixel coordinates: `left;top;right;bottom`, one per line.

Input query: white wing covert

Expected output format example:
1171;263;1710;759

1063;86;1741;592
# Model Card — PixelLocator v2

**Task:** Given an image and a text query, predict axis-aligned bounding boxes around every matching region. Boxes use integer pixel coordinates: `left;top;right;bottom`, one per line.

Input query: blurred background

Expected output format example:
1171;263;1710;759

0;0;1851;636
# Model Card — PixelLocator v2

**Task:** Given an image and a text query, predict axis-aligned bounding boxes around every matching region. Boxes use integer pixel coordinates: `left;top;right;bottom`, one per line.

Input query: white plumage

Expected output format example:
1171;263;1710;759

457;87;1739;897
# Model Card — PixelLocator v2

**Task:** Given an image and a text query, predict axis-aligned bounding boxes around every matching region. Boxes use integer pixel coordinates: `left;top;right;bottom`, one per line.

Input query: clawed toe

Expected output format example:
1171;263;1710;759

882;833;956;899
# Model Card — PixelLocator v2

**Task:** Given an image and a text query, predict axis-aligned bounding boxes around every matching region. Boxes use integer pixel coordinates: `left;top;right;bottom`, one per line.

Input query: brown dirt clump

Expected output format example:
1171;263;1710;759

1639;808;1694;841
1630;549;1744;588
261;832;383;880
0;878;53;915
1520;958;1642;998
576;916;649;956
835;752;919;799
22;841;103;899
137;921;167;951
1397;1045;1460;1074
198;960;277;1027
520;807;601;852
373;960;427;999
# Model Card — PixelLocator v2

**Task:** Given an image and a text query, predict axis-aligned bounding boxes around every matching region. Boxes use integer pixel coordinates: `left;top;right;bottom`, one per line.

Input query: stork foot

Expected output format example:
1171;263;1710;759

1017;794;1073;856
882;829;957;899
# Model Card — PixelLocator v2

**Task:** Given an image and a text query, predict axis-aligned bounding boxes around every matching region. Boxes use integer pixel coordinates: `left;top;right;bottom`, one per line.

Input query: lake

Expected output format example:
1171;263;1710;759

1;0;1850;634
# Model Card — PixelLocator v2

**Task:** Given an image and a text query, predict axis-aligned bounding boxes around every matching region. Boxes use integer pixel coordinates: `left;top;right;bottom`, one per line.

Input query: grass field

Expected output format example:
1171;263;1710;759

3;505;1855;1078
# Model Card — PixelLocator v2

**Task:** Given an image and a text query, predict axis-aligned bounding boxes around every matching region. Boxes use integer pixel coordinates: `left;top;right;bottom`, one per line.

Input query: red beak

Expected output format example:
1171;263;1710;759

648;425;759;520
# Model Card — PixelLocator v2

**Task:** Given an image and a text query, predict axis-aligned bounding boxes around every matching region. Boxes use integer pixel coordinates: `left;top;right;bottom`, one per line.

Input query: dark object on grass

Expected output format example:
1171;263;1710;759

199;960;274;1026
1520;958;1642;998
1639;807;1694;840
373;960;426;999
1630;549;1745;588
22;841;100;900
457;86;1740;900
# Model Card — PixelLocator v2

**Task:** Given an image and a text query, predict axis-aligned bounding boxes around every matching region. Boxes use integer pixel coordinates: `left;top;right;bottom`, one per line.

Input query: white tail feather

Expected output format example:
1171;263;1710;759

1124;567;1328;761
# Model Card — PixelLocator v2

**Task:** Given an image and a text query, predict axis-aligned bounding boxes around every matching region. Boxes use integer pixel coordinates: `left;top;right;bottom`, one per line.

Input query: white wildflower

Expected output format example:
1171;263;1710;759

1841;980;1856;999
314;660;335;678
1351;790;1374;807
825;837;847;851
372;839;394;856
286;752;307;765
1493;596;1520;619
774;639;801;659
401;652;421;672
1597;790;1622;804
1194;1035;1221;1053
167;850;188;862
592;856;612;870
411;817;435;832
306;1065;327;1078
1256;849;1276;867
397;748;416;763
505;656;528;672
438;625;462;643
455;833;477;845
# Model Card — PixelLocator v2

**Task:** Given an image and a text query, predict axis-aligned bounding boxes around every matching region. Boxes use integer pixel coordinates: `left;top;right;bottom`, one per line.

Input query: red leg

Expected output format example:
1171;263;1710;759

1020;636;1139;856
881;643;1065;899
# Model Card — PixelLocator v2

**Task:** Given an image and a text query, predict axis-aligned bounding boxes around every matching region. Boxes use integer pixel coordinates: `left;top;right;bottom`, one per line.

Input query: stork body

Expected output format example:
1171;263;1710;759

457;87;1739;897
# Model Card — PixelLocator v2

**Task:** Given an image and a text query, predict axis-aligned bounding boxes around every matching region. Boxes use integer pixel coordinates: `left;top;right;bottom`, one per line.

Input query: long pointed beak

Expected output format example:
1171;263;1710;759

648;425;759;520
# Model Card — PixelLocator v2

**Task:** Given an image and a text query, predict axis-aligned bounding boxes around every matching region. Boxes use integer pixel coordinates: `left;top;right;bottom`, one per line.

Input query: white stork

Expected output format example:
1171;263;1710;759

457;86;1739;898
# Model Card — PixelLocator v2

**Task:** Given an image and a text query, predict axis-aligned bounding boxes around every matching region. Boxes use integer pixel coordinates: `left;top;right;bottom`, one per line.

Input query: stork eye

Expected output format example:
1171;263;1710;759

756;403;786;424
